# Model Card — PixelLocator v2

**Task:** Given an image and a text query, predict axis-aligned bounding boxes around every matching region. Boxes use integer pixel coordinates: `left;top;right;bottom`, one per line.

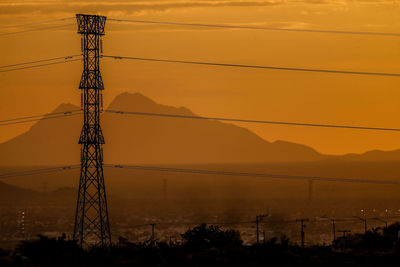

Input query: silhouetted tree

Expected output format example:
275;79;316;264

15;234;81;266
181;224;242;250
333;224;400;251
383;222;400;238
7;223;400;266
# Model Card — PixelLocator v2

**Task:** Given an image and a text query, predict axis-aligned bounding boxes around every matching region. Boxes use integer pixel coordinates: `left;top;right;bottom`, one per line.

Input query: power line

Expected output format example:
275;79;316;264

2;108;400;132
104;164;400;185
0;23;75;37
0;55;82;69
118;216;400;230
0;109;81;124
106;109;400;132
0;164;398;212
102;55;400;77
2;17;75;29
0;110;82;127
0;58;82;73
108;18;400;37
130;221;255;229
0;165;80;179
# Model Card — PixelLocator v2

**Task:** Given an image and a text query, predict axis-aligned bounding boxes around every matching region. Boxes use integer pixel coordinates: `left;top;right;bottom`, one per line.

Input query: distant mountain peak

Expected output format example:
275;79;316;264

107;92;157;110
106;92;196;116
51;103;80;113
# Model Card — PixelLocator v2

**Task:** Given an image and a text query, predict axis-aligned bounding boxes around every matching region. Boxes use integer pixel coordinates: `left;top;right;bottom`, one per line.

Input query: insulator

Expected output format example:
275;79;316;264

100;39;103;54
81;38;83;52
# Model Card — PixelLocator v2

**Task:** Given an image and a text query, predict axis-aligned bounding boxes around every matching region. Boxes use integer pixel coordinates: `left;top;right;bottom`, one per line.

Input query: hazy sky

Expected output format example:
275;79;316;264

1;0;400;155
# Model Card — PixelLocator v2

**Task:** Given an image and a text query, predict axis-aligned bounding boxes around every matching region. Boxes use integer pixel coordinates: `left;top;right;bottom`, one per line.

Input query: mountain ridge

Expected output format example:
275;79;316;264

0;92;398;165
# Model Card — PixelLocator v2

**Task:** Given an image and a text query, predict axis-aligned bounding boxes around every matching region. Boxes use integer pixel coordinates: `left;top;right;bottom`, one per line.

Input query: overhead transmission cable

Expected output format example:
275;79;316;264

106;109;400;132
129;216;400;229
0;109;82;124
0;165;80;179
2;108;400;132
0;23;75;36
0;55;82;69
2;17;75;29
129;221;255;229
102;55;400;77
0;57;82;73
108;18;400;37
104;164;400;185
0;110;82;127
0;163;398;185
1;164;395;189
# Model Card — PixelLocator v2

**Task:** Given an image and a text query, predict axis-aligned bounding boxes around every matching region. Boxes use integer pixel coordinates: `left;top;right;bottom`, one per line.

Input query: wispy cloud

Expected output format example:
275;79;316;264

106;19;314;33
1;0;397;25
0;1;283;16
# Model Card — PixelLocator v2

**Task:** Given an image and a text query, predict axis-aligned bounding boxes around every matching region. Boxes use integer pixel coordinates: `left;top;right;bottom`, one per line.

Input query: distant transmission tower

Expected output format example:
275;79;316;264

73;14;111;247
162;178;167;200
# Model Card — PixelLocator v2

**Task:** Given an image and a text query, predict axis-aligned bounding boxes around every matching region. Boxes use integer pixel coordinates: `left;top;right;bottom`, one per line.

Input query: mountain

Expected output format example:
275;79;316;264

0;92;395;166
102;93;326;164
0;103;81;165
0;180;38;198
0;179;79;206
0;180;40;206
0;93;327;165
336;149;400;162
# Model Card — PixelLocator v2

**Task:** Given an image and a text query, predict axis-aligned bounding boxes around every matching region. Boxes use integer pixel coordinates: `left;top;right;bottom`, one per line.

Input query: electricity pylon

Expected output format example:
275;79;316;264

296;218;309;248
73;14;111;247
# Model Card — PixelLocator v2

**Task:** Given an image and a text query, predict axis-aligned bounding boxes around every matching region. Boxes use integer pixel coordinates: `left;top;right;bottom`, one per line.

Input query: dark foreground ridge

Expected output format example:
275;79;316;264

2;223;400;266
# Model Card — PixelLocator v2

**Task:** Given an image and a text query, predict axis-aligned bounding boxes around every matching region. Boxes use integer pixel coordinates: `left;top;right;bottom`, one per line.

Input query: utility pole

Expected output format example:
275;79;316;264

338;230;351;238
296;218;309;248
256;214;268;244
353;216;367;234
150;224;156;244
73;14;111;248
331;219;336;242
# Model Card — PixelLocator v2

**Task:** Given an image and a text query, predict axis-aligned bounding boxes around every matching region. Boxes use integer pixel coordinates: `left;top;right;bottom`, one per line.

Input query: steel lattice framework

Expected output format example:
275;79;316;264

73;14;111;247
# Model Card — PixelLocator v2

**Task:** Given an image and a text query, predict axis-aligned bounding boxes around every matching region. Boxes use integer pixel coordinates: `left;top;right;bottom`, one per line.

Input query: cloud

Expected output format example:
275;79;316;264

1;0;397;24
0;1;283;16
106;19;314;33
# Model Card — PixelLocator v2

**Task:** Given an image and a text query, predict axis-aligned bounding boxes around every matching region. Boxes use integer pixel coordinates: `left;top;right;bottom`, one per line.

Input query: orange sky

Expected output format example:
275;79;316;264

1;0;400;155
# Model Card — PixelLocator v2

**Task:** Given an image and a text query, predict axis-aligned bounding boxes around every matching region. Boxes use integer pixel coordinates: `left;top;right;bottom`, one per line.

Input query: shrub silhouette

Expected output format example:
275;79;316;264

334;226;400;251
181;224;242;250
9;223;400;266
15;234;80;266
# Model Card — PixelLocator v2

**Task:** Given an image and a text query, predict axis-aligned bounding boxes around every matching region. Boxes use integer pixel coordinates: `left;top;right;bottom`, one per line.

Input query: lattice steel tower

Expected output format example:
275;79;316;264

73;14;111;247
